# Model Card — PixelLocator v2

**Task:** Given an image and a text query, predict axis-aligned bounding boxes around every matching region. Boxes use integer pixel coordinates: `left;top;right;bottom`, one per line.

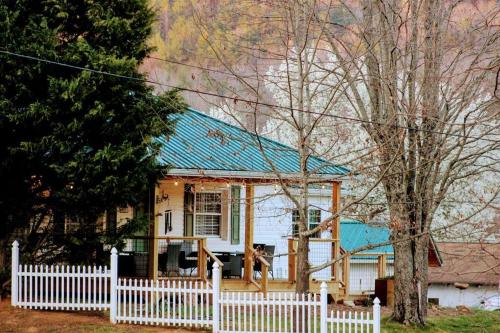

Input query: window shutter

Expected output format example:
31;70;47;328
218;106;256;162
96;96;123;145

230;185;241;244
220;190;229;240
183;184;194;236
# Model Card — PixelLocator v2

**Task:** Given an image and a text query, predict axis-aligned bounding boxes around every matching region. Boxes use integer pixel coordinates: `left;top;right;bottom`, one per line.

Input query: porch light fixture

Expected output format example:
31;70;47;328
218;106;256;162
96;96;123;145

174;181;178;186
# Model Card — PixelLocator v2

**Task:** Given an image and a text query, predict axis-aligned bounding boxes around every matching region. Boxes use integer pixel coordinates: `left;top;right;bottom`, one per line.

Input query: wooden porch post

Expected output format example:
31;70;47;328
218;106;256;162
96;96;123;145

342;255;350;298
243;184;254;282
331;181;341;280
288;238;296;283
149;184;160;280
377;254;387;278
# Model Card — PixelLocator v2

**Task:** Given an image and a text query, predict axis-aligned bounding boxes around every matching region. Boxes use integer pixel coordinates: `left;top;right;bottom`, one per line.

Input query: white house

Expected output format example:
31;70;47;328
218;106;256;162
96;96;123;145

428;242;499;308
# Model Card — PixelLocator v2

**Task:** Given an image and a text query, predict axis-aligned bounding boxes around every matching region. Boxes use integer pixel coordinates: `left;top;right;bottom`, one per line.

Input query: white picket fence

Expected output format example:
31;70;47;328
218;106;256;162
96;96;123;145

11;241;380;333
326;308;380;333
220;291;320;333
116;278;213;328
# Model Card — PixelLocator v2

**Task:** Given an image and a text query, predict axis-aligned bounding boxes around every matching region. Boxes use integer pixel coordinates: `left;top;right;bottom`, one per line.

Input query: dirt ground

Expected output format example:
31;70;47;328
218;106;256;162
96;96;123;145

0;298;478;333
0;299;207;333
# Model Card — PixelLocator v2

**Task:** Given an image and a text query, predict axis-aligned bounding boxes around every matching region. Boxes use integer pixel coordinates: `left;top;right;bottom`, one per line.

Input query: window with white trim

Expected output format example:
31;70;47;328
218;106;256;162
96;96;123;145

292;208;322;238
194;192;222;236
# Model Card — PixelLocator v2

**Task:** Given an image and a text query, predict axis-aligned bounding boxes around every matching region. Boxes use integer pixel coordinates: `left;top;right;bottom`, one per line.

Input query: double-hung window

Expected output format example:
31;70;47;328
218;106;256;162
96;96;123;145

195;192;222;236
292;208;322;238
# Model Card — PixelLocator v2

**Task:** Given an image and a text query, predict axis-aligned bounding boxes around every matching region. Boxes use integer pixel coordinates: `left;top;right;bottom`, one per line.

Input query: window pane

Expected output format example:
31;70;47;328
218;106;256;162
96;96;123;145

195;215;221;235
309;209;321;238
309;209;321;224
196;192;222;213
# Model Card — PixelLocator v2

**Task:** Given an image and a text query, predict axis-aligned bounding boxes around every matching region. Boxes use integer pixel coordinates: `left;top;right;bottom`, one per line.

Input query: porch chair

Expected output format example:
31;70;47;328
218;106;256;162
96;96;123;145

229;254;243;278
160;243;182;277
179;250;197;276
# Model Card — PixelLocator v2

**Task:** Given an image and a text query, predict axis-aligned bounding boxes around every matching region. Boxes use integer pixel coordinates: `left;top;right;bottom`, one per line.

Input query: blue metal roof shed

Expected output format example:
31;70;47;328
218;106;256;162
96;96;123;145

156;108;350;180
340;219;394;259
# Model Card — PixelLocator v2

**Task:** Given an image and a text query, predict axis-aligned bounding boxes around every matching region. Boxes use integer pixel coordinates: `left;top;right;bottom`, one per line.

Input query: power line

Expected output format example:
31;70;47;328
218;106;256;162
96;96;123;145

1;49;499;144
148;54;499;130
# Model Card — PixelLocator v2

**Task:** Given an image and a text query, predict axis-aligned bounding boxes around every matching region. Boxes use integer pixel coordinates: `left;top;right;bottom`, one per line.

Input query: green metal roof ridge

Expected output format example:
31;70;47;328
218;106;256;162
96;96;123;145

157;107;350;176
185;107;350;174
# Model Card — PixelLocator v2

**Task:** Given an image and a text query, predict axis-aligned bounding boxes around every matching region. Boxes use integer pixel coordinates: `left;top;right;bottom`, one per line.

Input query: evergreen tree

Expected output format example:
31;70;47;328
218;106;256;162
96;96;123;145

0;0;184;269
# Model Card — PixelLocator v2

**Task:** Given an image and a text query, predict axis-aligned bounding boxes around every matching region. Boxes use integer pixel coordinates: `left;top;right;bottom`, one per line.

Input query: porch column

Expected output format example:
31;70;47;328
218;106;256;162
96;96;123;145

149;184;160;280
243;184;254;282
331;181;341;280
377;254;387;278
342;255;350;298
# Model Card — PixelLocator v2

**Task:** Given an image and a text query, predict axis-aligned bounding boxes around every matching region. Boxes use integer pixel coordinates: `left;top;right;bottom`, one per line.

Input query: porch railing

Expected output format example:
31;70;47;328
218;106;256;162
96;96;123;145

287;238;350;296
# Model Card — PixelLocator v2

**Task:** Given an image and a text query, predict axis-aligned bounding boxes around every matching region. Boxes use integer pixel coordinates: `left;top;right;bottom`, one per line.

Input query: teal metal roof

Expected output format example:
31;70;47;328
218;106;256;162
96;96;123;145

156;108;349;176
340;219;393;255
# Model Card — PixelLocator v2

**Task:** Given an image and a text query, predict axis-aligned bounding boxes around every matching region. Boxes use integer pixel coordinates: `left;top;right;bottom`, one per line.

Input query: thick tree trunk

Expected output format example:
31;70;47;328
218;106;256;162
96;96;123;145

296;233;310;293
392;230;429;325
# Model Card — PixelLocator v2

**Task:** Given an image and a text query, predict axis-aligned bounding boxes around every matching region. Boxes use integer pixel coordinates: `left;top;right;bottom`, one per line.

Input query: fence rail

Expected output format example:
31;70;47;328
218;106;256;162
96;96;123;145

11;241;380;333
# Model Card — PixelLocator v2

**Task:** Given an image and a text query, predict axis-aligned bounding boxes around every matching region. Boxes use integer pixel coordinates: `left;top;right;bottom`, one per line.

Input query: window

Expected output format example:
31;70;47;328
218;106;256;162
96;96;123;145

292;209;322;238
194;192;222;236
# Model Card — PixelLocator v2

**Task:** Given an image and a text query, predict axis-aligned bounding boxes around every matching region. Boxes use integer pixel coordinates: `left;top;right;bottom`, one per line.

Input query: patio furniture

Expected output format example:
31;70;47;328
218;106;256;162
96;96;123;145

118;254;135;277
179;250;197;276
229;254;243;278
158;243;182;277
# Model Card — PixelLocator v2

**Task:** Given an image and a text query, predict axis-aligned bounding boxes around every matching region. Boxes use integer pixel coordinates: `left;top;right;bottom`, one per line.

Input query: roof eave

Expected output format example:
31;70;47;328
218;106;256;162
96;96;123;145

165;168;349;182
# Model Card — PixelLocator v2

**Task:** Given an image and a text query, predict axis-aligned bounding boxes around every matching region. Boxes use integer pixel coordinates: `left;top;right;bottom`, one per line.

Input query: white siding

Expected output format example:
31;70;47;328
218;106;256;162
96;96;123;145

348;262;394;295
428;284;499;308
157;180;246;254
253;185;333;280
157;180;185;237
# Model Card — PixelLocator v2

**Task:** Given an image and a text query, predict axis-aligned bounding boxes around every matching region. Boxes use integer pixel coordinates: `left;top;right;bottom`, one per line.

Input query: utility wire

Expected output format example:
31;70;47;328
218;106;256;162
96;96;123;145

1;49;499;144
146;54;499;129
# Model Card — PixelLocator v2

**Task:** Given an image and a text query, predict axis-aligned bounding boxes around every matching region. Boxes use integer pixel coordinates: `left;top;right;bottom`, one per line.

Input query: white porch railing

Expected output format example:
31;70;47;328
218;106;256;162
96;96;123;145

11;241;380;333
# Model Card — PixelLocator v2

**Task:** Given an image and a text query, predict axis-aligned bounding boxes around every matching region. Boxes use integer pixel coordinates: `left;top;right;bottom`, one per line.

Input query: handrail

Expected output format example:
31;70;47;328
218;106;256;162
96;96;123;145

287;237;336;243
203;246;224;267
249;247;271;267
248;247;270;293
126;235;206;241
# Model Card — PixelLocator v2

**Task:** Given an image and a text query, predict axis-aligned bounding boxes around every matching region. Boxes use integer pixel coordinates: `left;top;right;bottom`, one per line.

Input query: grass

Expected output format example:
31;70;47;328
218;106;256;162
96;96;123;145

381;310;500;333
55;310;500;333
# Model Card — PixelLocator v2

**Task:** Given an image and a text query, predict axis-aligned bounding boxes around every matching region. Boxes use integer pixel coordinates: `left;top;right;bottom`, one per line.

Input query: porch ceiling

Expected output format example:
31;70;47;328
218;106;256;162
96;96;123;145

156;108;350;181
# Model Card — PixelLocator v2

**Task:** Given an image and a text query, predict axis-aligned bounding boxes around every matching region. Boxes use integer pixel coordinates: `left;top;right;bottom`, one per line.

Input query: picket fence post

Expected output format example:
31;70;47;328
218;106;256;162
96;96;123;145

320;281;328;333
212;262;220;333
11;240;19;306
373;297;381;333
110;247;118;324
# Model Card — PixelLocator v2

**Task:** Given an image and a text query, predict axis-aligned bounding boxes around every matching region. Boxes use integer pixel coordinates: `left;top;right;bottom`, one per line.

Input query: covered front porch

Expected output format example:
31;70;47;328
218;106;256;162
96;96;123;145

143;176;346;297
